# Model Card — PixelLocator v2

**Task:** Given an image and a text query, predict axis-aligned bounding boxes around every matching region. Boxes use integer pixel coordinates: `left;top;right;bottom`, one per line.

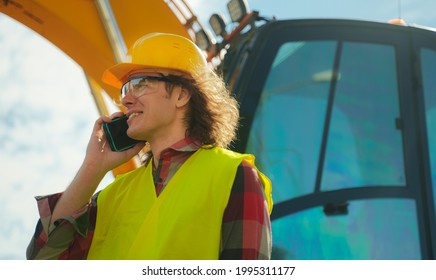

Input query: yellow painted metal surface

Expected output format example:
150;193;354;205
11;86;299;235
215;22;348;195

0;0;190;101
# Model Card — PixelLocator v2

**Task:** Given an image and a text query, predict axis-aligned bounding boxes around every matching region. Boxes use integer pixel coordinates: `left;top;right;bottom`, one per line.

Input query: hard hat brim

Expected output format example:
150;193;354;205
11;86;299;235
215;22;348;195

102;63;190;89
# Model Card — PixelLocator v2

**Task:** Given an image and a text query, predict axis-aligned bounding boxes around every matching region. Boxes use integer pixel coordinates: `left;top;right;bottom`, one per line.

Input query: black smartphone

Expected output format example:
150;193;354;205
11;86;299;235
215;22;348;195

102;115;142;152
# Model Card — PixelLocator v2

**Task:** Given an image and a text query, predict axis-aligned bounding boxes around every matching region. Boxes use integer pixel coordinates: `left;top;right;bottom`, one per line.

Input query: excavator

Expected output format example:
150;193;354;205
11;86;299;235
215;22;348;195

1;0;436;259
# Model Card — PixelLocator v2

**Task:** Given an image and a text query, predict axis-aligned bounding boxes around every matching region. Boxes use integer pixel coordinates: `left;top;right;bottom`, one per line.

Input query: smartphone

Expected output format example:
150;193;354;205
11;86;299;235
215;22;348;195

102;115;142;152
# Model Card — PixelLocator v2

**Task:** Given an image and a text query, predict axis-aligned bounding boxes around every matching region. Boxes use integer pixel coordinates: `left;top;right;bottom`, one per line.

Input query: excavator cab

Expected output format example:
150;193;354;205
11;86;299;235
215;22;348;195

219;17;436;259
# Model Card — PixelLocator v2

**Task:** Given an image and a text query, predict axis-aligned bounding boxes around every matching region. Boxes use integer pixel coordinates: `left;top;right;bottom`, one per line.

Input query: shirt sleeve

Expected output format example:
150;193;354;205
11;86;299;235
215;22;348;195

26;192;99;260
219;160;272;260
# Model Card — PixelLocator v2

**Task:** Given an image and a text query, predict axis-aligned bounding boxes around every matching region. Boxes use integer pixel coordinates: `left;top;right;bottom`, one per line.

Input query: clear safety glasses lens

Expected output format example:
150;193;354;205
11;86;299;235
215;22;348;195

120;75;171;99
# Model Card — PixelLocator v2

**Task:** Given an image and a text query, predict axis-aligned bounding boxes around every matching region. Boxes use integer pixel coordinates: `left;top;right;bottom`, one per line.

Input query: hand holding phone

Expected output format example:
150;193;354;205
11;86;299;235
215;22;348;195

102;115;142;152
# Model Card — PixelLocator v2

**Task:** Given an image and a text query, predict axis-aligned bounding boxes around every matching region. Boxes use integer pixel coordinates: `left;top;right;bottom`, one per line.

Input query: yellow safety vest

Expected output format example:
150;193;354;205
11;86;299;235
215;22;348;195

87;147;272;260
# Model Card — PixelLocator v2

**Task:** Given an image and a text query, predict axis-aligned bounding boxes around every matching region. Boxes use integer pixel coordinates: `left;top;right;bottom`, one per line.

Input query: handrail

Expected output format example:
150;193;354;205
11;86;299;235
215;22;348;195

165;0;207;40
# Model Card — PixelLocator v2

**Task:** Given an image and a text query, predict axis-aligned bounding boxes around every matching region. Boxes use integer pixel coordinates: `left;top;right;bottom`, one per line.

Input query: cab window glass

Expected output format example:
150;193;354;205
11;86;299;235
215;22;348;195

247;41;406;203
272;199;420;259
322;42;405;191
246;41;337;203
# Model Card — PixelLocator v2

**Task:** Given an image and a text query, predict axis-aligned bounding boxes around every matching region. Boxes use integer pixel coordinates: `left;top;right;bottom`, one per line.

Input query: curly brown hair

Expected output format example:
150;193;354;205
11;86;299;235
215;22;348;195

166;70;239;148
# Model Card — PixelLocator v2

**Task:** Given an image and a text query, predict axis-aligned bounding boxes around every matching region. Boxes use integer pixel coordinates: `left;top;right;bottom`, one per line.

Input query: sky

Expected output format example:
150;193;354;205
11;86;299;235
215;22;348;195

1;0;436;260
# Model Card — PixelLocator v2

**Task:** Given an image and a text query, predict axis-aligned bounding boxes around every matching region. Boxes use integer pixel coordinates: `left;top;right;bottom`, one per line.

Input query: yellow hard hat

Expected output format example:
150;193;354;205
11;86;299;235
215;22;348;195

102;33;208;88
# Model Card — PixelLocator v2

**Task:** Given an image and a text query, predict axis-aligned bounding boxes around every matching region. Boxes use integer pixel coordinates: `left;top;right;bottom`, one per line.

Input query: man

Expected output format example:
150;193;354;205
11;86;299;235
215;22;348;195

27;33;273;260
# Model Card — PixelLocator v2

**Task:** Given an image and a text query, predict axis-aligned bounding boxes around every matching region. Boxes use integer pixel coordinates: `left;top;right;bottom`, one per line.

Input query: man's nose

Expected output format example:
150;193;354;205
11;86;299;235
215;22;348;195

121;93;135;107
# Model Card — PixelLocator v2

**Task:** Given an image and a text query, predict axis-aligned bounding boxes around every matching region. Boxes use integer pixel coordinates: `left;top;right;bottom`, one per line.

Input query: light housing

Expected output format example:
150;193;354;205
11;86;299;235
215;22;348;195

195;29;213;51
209;13;227;37
227;0;248;22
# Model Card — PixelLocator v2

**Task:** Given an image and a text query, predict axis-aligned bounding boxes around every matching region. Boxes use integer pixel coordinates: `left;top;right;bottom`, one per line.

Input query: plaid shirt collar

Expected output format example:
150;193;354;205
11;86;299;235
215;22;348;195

156;136;202;158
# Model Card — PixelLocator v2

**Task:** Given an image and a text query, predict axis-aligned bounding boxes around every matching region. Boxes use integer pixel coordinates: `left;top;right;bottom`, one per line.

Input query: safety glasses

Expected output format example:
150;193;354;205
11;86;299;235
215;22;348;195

120;75;171;101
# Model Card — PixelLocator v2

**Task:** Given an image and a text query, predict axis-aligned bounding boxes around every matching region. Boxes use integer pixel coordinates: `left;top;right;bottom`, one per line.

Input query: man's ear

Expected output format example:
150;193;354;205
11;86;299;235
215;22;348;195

175;87;191;108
